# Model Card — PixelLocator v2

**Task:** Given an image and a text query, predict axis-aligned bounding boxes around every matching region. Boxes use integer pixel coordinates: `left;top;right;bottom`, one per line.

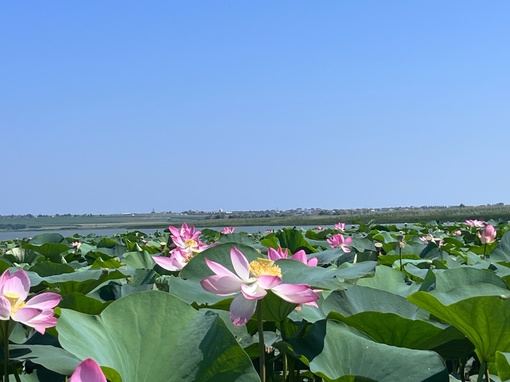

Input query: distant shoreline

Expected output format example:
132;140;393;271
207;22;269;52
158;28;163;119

1;204;509;232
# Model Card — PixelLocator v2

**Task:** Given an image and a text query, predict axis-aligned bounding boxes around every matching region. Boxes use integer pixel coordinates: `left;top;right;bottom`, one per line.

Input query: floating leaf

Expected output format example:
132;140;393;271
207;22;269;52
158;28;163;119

496;351;510;381
57;290;259;382
323;286;464;351
356;264;419;296
408;282;510;363
277;259;376;289
287;319;448;381
29;233;65;244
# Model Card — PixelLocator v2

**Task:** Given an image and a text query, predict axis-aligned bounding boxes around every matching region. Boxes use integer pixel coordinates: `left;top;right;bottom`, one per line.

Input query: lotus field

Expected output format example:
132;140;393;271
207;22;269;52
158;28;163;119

2;219;510;381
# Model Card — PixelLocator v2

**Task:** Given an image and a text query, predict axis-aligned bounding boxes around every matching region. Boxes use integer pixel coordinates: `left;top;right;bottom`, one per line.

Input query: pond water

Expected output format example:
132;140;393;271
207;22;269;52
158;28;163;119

0;225;337;241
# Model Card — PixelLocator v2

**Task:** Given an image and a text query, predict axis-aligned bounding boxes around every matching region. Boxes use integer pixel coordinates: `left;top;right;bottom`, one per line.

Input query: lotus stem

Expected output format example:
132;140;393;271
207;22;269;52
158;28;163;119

476;360;487;382
257;300;266;382
3;321;8;382
397;235;404;271
282;353;288;381
1;320;17;382
280;319;288;380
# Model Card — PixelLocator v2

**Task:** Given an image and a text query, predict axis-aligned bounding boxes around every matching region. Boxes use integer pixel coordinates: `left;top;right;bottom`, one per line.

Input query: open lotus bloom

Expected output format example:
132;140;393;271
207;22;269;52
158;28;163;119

478;224;496;244
153;223;209;271
0;269;61;334
465;219;485;227
201;247;319;326
334;222;346;231
220;227;235;234
326;233;352;252
70;358;107;382
267;247;318;267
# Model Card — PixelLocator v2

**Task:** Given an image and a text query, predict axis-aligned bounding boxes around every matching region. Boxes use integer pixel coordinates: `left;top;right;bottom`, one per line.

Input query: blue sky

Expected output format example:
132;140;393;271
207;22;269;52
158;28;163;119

1;1;509;215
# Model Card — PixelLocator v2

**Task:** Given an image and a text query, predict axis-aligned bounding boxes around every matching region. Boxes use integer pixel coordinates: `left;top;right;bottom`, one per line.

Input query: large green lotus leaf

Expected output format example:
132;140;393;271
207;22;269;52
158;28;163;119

289;300;327;323
5;247;42;265
350;237;376;252
469;242;498;256
22;243;70;263
75;242;95;255
492;230;510;262
123;250;156;269
310;248;345;264
277;259;376;289
371;231;398;244
58;291;259;382
90;256;123;270
179;243;261;282
402;261;434;281
217;233;260;246
323;286;464;350
260;290;297;322
259;234;279;249
496;351;510;381
10;344;123;382
59;292;110;315
29;262;75;277
10;344;80;376
28;269;132;295
29;233;65;244
377;254;420;266
434;267;508;292
96;237;119;248
92;238;127;258
274;227;317;253
287;319;448;382
93;282;153;301
408;283;510;363
168;275;225;305
356;265;421;297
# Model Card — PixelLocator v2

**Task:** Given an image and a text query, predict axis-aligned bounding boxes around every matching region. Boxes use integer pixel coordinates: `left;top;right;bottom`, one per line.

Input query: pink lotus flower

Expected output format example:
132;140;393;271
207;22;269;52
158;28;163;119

334;222;346;231
327;233;352;253
153;223;209;271
452;230;462;236
420;235;443;247
267;247;318;267
0;269;61;334
70;358;106;382
478;224;496;244
221;227;235;234
465;219;485;227
201;247;319;326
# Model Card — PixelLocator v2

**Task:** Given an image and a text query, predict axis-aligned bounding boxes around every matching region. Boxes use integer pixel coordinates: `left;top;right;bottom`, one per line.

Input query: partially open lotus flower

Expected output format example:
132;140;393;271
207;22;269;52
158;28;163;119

478;224;496;244
0;269;61;334
221;227;235;234
334;222;346;231
267;247;318;267
465;219;485;227
70;358;107;382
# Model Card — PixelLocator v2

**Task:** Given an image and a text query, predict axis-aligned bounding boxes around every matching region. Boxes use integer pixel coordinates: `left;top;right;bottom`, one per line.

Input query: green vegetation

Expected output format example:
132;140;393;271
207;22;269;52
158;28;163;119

1;204;509;232
1;219;510;380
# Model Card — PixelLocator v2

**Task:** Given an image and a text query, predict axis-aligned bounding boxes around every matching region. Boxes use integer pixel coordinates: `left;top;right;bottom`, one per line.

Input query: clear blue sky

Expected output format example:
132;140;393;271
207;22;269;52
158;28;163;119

1;1;509;215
